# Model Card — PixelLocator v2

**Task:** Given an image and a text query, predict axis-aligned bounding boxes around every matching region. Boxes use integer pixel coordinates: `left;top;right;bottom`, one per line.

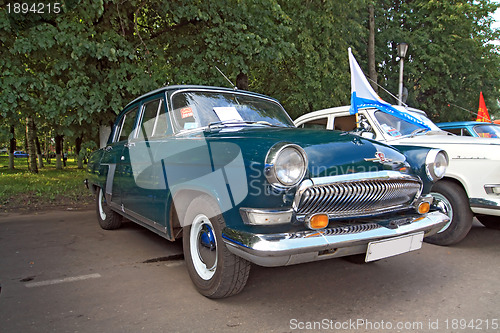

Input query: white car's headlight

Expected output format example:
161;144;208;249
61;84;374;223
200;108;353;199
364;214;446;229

425;149;449;181
265;143;308;188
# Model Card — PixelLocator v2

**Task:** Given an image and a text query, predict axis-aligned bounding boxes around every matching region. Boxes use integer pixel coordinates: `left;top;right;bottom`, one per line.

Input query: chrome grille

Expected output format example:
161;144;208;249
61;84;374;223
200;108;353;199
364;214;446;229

289;222;381;239
295;174;422;219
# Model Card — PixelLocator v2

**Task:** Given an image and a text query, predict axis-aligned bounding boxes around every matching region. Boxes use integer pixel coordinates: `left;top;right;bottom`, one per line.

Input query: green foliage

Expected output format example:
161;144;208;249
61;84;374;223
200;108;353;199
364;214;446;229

144;0;294;87
374;0;500;121
253;0;366;118
1;0;500;155
0;156;93;209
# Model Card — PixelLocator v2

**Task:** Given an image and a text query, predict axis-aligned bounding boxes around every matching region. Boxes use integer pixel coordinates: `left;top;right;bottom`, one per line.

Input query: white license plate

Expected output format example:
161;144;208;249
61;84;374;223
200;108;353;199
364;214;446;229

365;232;424;262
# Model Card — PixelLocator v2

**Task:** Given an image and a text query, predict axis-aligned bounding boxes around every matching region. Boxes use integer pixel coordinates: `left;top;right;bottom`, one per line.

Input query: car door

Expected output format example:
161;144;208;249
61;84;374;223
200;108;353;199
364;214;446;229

119;94;173;231
98;105;140;209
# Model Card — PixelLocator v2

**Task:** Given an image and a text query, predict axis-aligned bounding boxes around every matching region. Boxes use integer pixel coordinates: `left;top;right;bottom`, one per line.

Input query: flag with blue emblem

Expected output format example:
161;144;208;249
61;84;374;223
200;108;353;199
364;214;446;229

348;48;430;130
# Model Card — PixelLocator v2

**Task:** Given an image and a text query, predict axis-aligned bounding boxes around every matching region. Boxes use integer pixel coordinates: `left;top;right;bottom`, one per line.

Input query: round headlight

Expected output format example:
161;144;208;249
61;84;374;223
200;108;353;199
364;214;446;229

425;149;449;181
265;143;308;188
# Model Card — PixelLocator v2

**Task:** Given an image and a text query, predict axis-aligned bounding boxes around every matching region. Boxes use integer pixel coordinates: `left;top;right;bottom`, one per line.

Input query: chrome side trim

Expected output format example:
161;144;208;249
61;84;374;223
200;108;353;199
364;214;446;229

108;201;168;234
222;211;449;267
470;197;500;210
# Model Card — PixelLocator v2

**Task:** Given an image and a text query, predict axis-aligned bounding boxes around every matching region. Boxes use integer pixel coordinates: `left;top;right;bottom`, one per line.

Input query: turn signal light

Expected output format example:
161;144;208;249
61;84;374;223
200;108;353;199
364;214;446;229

418;201;430;214
308;214;329;229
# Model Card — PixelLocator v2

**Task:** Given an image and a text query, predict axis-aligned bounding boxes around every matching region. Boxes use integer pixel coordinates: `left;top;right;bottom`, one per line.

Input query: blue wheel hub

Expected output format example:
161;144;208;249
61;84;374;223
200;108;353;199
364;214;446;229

198;224;217;269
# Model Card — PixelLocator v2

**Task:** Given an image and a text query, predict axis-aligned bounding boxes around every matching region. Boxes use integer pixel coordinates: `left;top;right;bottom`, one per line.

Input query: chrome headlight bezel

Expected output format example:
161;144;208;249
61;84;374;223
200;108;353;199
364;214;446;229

264;143;308;188
425;149;449;181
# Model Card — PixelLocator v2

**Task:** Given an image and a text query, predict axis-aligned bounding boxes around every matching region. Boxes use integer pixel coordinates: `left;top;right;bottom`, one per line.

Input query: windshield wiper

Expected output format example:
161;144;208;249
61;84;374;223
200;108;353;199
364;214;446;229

409;128;427;138
206;120;280;132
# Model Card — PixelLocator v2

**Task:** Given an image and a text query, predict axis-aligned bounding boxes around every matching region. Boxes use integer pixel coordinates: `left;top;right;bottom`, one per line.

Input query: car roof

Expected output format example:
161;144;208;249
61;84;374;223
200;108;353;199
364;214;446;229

123;85;279;110
437;121;495;128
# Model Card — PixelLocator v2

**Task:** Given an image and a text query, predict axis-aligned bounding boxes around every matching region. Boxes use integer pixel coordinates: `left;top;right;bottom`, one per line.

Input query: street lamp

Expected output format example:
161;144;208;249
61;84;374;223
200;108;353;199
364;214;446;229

397;42;409;106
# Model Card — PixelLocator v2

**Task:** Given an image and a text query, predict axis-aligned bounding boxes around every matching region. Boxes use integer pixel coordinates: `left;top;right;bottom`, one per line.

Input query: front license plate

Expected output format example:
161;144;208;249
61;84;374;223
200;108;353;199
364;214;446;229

365;232;424;262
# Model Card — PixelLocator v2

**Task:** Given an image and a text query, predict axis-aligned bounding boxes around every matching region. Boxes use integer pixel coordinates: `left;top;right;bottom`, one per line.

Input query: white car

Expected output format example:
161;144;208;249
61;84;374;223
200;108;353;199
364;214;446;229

295;105;500;245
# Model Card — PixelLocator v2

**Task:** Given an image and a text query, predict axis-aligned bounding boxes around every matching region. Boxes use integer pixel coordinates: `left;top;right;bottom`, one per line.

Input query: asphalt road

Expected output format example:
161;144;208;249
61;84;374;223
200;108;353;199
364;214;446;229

0;209;499;333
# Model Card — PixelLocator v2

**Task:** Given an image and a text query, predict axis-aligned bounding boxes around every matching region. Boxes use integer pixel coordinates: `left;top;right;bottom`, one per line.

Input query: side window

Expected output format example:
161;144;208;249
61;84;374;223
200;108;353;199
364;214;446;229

301;117;328;129
462;129;473;136
116;107;138;142
444;128;462;136
139;99;168;140
333;115;357;131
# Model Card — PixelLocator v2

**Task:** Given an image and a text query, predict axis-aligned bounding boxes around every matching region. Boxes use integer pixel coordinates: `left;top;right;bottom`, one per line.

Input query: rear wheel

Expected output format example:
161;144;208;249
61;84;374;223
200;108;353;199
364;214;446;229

96;187;122;230
424;181;472;246
477;215;500;230
183;195;250;298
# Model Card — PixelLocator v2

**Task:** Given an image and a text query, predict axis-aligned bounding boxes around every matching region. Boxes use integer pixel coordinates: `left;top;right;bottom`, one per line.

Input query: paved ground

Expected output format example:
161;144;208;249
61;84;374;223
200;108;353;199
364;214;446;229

0;209;499;333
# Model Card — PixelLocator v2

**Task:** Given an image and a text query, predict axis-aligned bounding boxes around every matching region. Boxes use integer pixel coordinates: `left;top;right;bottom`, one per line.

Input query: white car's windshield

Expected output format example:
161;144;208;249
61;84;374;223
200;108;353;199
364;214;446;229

374;110;441;138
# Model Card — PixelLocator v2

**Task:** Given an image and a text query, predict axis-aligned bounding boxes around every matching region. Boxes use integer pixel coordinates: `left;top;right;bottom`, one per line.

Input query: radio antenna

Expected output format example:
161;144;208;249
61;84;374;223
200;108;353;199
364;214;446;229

447;103;481;119
366;77;407;107
215;66;237;90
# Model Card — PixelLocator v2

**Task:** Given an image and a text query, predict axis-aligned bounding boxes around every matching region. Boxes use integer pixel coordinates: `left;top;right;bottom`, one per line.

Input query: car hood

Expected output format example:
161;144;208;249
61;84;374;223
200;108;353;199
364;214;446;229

202;127;409;177
394;131;500;146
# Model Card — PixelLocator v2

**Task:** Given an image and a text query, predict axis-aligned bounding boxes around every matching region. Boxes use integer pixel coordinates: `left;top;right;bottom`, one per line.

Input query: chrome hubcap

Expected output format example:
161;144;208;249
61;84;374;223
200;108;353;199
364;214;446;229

190;214;217;280
431;192;453;233
98;189;107;221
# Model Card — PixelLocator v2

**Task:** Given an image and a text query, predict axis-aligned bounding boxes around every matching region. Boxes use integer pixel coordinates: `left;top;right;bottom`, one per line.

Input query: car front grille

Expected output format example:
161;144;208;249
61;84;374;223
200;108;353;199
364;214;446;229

294;173;422;220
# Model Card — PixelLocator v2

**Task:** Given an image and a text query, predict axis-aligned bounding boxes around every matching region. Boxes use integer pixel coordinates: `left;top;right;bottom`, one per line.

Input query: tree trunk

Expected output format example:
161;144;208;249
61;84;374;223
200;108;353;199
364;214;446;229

26;117;38;173
9;125;15;170
75;136;83;169
236;72;249;90
55;134;63;170
35;136;44;168
368;3;378;93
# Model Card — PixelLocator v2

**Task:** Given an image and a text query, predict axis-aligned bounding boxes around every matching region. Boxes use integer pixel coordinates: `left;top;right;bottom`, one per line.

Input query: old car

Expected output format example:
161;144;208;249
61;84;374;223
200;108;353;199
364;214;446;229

86;85;449;298
13;150;29;158
437;121;500;138
295;105;500;245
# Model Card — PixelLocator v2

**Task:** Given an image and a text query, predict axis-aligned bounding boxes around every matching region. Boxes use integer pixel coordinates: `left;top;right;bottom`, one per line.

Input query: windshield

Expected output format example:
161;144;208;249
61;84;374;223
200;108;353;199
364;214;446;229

170;91;294;132
374;110;441;138
473;124;500;138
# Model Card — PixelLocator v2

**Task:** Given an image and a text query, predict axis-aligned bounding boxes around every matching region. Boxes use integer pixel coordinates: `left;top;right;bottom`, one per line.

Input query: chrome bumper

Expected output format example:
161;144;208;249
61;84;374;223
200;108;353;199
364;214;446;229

223;211;449;267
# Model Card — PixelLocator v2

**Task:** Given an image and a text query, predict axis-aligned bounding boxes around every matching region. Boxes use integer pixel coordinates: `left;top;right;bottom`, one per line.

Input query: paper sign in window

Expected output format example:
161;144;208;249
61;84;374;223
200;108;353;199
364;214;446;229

213;107;243;122
181;107;194;119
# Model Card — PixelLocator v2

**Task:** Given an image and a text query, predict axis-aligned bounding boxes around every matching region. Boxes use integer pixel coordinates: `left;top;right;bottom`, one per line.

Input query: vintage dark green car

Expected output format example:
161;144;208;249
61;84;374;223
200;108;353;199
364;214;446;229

85;85;449;298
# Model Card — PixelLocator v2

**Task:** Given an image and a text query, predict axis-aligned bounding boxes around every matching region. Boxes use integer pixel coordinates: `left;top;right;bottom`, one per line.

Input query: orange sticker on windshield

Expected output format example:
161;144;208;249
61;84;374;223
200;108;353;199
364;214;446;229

181;107;194;119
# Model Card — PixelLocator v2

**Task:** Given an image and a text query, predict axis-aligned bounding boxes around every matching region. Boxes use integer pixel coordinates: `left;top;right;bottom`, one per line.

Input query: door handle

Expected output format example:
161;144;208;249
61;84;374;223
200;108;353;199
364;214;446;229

124;142;136;148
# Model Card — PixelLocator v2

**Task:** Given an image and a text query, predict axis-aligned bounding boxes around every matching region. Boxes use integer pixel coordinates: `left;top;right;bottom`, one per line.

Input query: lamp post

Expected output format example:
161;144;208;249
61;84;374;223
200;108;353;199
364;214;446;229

397;42;409;106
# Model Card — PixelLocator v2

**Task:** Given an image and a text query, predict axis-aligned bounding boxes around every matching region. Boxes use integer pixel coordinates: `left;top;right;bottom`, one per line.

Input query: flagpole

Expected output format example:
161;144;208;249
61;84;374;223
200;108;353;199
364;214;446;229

397;43;408;106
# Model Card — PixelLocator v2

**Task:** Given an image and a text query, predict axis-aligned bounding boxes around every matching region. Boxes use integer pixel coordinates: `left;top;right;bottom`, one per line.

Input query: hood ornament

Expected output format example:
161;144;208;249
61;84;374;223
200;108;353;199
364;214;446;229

365;151;392;164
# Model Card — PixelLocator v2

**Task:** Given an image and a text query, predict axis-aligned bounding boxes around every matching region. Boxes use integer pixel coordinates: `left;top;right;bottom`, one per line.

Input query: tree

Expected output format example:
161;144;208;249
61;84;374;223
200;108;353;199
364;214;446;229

368;2;378;92
251;0;366;118
26;116;38;173
374;0;500;121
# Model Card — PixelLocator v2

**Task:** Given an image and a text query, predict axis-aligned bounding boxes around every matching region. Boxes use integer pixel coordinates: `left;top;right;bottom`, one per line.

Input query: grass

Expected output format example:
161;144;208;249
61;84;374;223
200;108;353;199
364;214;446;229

0;154;94;212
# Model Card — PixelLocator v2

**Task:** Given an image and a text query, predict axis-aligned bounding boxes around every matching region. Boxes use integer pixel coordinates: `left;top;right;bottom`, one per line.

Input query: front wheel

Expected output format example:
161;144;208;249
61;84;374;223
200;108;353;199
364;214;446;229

424;181;473;246
477;215;500;230
96;187;122;230
183;195;250;298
